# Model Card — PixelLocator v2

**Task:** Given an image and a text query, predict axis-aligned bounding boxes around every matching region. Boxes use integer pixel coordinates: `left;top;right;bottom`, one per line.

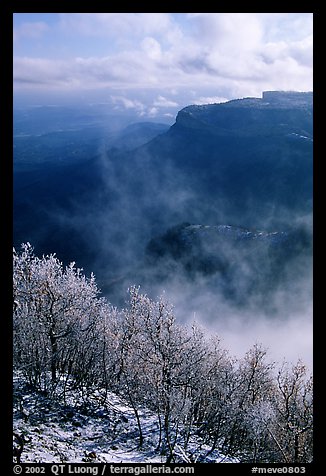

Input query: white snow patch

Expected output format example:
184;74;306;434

13;374;237;464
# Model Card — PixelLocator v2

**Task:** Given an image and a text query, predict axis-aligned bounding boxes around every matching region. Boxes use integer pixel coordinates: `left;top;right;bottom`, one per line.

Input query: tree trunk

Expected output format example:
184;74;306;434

50;331;58;383
294;433;299;462
126;384;144;448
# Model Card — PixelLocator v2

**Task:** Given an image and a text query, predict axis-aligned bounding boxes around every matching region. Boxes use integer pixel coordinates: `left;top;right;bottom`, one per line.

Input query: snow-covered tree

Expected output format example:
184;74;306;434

272;361;313;462
226;344;276;459
13;245;313;463
186;337;238;459
13;243;105;393
112;286;211;462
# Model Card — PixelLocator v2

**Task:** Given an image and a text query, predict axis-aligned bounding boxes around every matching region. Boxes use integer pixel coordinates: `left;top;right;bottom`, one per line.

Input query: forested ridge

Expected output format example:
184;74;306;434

13;243;313;463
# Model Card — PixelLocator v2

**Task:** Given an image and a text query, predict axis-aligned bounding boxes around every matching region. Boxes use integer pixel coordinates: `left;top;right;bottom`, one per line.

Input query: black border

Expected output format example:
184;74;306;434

4;4;320;474
2;2;14;471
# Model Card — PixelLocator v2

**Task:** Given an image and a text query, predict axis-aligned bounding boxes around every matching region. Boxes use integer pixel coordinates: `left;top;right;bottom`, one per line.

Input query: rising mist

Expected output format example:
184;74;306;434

13;93;313;367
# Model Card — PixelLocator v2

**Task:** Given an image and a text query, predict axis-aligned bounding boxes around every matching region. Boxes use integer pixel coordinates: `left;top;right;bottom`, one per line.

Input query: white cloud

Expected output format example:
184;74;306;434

110;95;146;113
141;37;162;60
288;35;313;67
187;13;263;52
147;107;159;117
13;57;78;87
153;95;178;108
58;13;179;44
109;95;179;119
13;13;313;103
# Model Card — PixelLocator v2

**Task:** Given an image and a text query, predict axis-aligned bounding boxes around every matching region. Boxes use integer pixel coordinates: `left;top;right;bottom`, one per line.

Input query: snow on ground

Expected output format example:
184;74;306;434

13;374;237;464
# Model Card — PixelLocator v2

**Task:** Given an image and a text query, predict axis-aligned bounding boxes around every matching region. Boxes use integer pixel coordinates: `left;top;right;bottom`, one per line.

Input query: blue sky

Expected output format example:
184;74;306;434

13;13;313;117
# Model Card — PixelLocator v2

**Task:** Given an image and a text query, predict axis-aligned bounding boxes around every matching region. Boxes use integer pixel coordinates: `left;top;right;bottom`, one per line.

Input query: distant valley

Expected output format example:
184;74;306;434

14;91;313;317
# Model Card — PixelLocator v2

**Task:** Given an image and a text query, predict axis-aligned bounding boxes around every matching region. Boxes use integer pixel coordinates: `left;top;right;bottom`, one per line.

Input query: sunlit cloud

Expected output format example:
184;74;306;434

153;95;179;108
13;13;313;110
110;95;146;113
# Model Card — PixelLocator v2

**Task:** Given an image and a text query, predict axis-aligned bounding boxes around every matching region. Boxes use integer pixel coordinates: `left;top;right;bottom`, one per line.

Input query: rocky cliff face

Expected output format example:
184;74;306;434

174;91;313;137
262;90;313;107
140;91;313;231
